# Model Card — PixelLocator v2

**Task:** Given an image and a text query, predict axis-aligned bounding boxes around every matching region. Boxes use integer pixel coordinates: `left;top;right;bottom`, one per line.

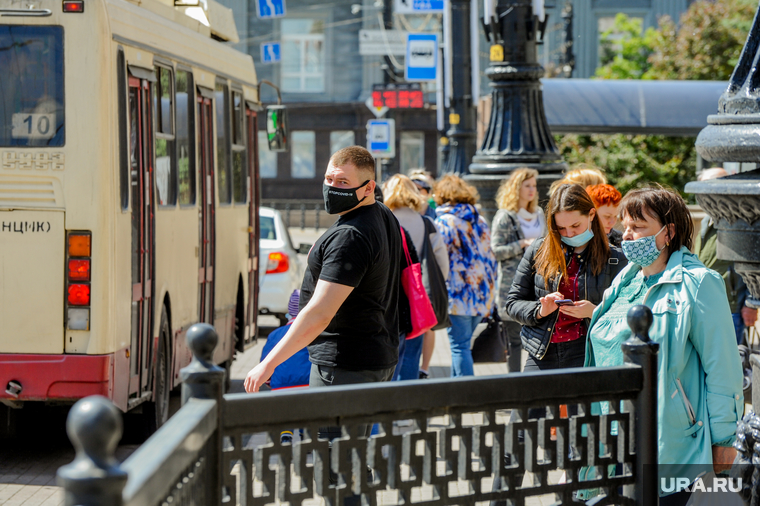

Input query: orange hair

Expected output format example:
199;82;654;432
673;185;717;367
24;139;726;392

585;184;622;208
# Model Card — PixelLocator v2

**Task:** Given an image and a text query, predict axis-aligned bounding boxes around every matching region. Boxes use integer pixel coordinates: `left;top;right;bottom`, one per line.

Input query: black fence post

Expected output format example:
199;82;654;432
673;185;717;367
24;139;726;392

57;396;128;506
622;305;659;505
284;203;291;228
180;323;225;506
314;203;321;231
300;203;306;230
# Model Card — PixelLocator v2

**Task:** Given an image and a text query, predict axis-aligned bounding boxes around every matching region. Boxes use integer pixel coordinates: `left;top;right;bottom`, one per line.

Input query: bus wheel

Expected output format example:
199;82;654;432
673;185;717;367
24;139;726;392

145;307;171;434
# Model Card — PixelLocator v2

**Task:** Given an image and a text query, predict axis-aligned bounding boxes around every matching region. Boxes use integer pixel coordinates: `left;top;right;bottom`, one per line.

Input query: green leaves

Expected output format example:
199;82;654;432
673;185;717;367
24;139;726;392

563;1;756;197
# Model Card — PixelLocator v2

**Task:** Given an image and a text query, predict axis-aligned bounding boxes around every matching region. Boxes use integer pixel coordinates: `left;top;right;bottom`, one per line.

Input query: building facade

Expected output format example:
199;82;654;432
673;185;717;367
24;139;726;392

220;0;439;201
218;0;698;201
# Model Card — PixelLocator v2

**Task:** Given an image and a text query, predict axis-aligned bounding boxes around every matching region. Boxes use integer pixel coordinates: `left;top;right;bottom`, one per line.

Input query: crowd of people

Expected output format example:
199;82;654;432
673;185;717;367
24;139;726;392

244;146;751;504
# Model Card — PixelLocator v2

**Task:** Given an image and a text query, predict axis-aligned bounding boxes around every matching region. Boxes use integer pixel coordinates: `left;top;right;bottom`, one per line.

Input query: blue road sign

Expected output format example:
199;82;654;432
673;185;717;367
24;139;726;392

366;119;395;158
394;0;443;14
261;42;281;64
405;34;437;82
255;0;285;19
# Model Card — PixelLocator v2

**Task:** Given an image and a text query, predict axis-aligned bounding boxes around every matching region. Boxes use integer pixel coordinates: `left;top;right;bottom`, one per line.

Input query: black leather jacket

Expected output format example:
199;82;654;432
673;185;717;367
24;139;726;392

505;237;627;360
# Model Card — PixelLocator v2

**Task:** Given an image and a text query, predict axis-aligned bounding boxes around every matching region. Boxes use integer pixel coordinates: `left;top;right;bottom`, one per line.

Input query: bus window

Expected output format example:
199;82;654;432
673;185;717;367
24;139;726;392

176;70;195;206
0;25;64;147
118;48;129;210
232;91;246;204
215;81;231;204
154;66;175;206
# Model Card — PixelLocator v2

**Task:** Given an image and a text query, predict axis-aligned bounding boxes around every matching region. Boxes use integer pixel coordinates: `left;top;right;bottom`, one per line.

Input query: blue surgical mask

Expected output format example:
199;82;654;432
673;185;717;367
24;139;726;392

621;226;667;267
560;218;594;248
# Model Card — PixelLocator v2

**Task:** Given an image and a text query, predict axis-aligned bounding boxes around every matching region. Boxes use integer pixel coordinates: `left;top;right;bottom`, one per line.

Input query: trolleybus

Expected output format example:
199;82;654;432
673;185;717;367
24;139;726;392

0;0;266;431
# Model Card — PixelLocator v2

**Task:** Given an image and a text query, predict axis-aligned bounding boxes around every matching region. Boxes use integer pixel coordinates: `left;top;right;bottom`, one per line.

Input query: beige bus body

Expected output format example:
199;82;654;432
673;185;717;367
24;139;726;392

0;0;261;412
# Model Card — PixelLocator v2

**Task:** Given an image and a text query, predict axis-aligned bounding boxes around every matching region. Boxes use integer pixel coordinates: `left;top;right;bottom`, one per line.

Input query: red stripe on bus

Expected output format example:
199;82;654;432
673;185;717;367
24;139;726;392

0;354;113;402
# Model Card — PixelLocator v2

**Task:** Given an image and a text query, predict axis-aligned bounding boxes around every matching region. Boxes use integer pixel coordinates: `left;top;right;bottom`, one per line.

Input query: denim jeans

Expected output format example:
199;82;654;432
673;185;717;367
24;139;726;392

393;334;423;381
732;311;745;345
447;314;481;377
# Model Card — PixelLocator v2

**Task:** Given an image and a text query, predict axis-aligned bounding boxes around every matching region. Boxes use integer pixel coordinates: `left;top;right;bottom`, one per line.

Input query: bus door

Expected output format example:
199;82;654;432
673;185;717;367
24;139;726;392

245;105;260;345
197;89;215;324
128;76;156;394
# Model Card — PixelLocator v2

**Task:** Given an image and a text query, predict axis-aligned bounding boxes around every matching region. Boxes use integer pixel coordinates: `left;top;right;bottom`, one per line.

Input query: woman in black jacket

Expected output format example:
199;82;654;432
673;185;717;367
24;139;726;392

506;184;627;371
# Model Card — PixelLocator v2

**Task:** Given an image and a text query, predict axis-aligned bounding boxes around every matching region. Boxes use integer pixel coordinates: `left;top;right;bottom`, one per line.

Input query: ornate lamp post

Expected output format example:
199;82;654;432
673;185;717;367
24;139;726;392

686;5;760;310
467;0;567;222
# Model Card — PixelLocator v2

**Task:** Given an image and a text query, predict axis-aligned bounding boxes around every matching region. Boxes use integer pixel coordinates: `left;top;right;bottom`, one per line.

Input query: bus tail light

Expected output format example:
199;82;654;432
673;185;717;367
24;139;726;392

66;231;91;330
62;0;85;12
265;252;290;274
68;284;90;305
68;233;91;257
68;259;90;281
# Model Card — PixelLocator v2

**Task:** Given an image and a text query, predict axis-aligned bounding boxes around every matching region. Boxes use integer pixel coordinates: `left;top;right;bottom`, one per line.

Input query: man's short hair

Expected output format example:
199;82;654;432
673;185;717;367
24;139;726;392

329;146;375;180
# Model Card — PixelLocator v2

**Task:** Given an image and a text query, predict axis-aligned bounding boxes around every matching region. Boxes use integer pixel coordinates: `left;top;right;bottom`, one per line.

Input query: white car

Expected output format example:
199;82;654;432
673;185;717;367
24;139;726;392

258;207;303;326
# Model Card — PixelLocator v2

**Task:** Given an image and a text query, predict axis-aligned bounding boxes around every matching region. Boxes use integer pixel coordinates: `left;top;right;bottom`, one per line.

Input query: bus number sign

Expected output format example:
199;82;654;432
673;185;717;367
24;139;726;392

12;113;56;140
371;83;424;109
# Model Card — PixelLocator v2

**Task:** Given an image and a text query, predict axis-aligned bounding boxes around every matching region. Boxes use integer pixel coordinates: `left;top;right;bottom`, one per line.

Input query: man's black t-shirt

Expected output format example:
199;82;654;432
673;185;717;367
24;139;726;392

301;202;402;370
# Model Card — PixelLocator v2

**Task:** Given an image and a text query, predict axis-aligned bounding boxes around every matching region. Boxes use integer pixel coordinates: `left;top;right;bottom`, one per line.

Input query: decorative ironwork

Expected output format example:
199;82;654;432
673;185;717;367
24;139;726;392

58;306;659;506
468;0;566;221
695;194;760;227
222;398;637;505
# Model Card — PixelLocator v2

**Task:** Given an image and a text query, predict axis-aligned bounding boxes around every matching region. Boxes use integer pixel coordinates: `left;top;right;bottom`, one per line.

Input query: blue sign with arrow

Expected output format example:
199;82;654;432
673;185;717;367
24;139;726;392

256;0;285;19
261;42;281;64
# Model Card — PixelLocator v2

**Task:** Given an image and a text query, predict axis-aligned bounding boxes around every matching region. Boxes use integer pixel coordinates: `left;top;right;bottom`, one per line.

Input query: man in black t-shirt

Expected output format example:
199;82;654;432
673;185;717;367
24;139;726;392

245;146;403;431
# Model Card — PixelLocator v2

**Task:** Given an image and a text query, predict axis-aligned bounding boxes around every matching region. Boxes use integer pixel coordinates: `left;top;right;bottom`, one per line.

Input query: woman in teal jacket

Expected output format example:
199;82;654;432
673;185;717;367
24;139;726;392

585;187;743;506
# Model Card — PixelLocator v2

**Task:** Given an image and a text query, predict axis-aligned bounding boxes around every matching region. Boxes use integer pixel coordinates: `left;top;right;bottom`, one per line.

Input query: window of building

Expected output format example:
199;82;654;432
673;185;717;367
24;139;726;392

154;65;176;206
291;131;316;179
400;131;425;174
215;81;231;204
258;130;278;178
176;70;195;205
281;19;325;93
231;90;247;203
330;130;355;154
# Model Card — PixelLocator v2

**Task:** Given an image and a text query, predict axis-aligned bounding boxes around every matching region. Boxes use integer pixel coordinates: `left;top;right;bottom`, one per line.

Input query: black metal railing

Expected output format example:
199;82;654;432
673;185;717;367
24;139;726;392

57;306;659;506
261;199;336;231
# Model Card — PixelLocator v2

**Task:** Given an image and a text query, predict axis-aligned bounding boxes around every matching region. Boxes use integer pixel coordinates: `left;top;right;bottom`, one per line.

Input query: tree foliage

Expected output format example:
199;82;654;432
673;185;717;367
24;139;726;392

556;0;756;195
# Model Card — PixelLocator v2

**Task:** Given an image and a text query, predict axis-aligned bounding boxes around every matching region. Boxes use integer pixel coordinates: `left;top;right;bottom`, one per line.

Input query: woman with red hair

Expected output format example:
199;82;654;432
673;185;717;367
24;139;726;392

586;184;623;247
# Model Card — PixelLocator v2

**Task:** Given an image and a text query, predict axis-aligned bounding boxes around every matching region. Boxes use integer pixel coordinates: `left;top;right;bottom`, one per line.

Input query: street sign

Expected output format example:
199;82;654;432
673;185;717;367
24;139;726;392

367;119;395;159
359;29;408;56
255;0;285;19
260;42;281;64
405;34;437;82
394;0;443;14
372;83;424;109
364;96;389;118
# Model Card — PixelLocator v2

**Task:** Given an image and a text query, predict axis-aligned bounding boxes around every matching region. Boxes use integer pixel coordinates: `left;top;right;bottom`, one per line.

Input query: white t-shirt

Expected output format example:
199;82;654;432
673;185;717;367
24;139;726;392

517;208;543;240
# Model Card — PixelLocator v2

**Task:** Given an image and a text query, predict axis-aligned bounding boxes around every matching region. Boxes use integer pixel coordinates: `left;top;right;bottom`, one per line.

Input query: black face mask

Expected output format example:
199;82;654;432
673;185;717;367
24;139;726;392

323;180;370;214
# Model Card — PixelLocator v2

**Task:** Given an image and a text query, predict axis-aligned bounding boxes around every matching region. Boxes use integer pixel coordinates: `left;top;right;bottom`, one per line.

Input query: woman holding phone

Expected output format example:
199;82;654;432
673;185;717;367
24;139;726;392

505;184;626;371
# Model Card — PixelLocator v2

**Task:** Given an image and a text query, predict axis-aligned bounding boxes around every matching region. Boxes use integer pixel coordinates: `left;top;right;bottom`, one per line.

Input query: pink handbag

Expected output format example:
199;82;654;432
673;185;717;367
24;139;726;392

400;226;438;338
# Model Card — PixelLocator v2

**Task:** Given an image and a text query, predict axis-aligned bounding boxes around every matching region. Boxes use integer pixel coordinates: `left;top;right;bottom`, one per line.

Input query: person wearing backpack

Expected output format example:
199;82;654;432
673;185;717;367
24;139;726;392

383;174;449;381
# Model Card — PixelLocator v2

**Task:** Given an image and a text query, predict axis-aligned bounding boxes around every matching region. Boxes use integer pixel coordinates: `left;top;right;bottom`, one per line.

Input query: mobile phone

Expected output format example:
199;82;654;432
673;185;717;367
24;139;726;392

555;299;574;306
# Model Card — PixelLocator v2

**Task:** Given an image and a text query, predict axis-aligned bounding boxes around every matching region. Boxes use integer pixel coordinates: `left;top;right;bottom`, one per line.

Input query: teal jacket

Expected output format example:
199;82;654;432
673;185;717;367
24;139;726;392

585;247;743;491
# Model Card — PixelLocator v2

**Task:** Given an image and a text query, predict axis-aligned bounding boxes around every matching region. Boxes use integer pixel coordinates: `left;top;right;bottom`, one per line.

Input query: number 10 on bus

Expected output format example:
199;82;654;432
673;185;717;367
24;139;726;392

12;113;56;140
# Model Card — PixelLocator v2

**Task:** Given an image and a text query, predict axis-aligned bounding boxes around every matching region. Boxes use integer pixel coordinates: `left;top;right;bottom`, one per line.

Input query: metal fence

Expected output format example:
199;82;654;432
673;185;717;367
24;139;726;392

57;307;659;506
261;199;336;231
